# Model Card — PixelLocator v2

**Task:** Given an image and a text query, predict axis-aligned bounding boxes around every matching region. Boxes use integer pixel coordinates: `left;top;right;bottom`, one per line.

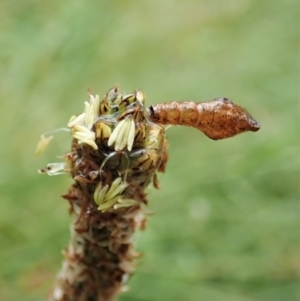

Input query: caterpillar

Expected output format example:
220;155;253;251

148;98;260;140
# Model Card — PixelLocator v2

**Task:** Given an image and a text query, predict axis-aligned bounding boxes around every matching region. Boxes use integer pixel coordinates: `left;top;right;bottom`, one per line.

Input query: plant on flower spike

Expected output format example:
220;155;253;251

37;86;260;301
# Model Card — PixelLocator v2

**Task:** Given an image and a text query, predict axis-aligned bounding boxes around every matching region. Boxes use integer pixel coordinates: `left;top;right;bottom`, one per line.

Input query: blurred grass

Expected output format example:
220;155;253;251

0;0;299;300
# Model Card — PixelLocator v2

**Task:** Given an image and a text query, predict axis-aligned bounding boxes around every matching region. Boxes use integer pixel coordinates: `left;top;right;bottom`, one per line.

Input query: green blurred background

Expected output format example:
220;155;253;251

0;0;299;300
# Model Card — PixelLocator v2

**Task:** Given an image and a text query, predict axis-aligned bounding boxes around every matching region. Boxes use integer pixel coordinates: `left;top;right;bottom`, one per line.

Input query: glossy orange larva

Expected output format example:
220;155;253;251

148;98;260;140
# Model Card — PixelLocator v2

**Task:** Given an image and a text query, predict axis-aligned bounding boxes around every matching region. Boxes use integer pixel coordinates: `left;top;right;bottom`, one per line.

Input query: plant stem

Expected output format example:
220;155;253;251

47;89;168;301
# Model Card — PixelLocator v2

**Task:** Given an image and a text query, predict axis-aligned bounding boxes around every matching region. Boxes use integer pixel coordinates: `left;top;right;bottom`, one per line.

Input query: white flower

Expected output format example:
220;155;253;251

68;94;100;149
113;198;137;210
34;134;53;156
72;125;98;149
68;113;85;128
34;128;70;156
84;94;100;128
38;162;67;176
94;121;112;140
135;90;145;105
107;117;135;151
94;177;137;212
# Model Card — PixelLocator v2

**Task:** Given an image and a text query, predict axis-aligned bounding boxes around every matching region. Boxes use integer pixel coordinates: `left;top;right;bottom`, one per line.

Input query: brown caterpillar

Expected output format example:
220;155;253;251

148;98;260;140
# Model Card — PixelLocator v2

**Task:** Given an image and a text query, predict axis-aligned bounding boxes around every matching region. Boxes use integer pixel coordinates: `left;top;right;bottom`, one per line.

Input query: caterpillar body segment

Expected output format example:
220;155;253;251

148;98;260;140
